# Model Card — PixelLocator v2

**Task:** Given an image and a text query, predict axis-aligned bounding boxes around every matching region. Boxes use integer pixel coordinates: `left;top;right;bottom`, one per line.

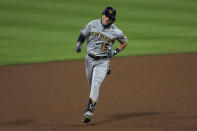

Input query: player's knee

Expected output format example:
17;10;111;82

92;83;101;89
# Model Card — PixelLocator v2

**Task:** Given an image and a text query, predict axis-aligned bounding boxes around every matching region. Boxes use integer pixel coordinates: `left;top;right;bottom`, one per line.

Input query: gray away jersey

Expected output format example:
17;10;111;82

81;19;128;56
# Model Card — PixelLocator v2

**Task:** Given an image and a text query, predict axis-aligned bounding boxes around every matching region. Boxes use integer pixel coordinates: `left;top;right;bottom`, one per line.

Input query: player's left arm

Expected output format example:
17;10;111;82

117;40;128;51
112;34;128;56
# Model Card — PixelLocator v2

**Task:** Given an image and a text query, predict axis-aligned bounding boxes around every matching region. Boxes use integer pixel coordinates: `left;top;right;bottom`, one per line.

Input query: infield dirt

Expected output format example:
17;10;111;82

0;53;197;131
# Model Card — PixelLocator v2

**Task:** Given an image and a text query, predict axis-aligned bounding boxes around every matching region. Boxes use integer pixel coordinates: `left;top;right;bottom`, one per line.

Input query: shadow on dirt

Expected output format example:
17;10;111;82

88;112;173;126
68;112;173;127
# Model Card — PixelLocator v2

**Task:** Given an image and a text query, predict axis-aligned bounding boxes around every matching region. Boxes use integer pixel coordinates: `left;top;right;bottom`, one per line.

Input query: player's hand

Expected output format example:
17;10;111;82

108;48;120;57
76;43;82;53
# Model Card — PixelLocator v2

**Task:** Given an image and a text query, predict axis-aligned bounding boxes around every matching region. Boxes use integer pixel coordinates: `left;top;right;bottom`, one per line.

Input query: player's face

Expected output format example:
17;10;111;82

102;15;113;26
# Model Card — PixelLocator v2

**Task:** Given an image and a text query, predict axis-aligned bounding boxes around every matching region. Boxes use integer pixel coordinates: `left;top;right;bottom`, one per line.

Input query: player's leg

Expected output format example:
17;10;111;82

85;56;94;85
83;97;96;123
88;60;109;109
90;64;108;101
83;59;109;123
83;56;95;123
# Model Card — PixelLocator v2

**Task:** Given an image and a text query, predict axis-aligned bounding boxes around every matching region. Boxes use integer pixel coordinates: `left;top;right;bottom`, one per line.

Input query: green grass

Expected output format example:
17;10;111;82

0;0;197;66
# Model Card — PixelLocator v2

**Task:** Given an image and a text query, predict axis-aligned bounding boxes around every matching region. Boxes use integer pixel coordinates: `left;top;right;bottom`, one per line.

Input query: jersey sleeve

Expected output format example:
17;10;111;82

80;21;92;38
116;30;128;44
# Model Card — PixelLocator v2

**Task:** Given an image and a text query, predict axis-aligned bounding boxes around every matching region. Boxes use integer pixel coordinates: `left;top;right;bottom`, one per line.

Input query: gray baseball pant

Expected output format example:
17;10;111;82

85;55;110;102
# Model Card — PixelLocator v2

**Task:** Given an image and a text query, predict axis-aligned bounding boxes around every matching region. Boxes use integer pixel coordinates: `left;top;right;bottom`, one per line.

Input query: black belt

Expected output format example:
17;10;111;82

88;53;108;60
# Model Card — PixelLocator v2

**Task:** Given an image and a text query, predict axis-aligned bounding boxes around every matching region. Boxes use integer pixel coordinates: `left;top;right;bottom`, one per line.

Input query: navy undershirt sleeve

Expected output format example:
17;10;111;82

77;34;86;43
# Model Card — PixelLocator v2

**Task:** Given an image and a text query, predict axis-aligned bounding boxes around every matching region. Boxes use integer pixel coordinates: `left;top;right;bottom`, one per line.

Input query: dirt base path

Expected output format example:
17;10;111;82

0;53;197;131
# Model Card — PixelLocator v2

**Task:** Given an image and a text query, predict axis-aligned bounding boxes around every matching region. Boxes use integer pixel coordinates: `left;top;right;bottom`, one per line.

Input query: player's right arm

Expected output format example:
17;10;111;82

76;21;92;53
76;34;86;53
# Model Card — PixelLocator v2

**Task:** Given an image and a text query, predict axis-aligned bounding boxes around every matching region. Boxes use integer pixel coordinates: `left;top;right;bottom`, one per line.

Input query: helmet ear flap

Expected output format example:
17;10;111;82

102;11;105;16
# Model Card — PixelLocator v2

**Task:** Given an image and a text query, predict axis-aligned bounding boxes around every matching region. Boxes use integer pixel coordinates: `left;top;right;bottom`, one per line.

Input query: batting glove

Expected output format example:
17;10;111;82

108;48;120;57
113;48;120;56
76;43;82;53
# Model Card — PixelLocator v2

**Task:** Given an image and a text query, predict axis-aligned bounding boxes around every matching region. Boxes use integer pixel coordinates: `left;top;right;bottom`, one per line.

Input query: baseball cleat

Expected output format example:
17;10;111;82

83;111;93;123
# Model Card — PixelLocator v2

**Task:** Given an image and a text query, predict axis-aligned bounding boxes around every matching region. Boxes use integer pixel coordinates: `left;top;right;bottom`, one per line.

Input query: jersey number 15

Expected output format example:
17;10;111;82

101;43;109;51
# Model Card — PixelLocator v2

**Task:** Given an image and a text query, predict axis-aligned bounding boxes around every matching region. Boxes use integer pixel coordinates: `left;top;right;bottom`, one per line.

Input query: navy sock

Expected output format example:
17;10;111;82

86;98;96;112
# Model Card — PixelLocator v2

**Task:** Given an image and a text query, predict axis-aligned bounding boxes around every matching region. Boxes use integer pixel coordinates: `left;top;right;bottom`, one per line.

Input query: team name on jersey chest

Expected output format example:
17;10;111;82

90;32;113;43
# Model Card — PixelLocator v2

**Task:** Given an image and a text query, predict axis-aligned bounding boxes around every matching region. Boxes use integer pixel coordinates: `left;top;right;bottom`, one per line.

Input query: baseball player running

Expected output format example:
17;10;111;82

76;7;128;123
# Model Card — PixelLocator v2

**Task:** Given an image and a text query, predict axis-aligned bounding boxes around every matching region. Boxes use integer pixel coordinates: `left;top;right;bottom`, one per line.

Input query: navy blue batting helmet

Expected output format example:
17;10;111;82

102;7;116;22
